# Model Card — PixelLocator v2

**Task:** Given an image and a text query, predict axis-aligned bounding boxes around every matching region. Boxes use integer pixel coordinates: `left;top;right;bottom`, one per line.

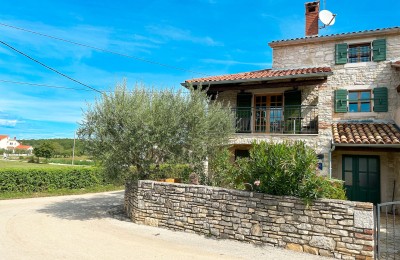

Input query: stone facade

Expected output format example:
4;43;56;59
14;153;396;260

217;29;400;202
332;150;400;202
269;31;400;204
270;33;400;69
125;180;375;259
270;32;400;125
219;83;332;176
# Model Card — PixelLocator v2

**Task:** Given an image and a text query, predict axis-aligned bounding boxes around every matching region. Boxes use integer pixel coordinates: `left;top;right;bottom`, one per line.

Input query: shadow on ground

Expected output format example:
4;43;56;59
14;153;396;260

37;191;127;221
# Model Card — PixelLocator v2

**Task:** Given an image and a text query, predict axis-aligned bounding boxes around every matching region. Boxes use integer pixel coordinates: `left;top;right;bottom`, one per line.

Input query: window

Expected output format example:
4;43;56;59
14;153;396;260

348;90;371;112
335;39;386;65
254;94;283;133
235;149;250;159
348;43;371;63
335;87;388;113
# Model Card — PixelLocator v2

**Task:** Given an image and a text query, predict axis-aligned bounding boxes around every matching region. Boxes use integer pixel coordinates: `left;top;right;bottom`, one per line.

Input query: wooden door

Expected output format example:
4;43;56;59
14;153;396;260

254;95;283;133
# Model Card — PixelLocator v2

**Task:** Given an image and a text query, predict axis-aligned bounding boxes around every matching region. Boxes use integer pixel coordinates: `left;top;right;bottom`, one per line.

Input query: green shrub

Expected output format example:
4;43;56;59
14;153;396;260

208;148;250;189
0;167;114;193
209;141;346;203
146;164;191;183
27;156;39;163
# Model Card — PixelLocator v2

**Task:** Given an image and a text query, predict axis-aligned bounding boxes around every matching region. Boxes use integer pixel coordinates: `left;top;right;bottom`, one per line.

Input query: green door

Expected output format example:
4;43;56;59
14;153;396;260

342;155;380;204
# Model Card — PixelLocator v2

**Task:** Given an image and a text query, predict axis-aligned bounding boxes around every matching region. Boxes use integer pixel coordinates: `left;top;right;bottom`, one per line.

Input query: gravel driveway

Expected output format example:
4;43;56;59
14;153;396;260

0;191;328;260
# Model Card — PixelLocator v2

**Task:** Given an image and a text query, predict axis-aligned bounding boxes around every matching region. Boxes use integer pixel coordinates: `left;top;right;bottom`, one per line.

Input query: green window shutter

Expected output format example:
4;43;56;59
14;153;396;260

372;39;386;62
236;93;252;133
284;90;302;133
335;89;348;113
284;90;301;107
335;43;348;64
236;93;252;108
373;87;388;112
284;90;302;118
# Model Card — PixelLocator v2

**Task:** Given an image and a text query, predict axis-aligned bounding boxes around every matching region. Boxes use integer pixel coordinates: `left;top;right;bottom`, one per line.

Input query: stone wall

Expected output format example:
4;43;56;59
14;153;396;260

125;181;375;259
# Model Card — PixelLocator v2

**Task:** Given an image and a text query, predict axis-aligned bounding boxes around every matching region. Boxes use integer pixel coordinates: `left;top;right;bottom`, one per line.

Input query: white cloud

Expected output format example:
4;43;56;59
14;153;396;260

0;119;17;126
0;19;160;61
146;25;223;47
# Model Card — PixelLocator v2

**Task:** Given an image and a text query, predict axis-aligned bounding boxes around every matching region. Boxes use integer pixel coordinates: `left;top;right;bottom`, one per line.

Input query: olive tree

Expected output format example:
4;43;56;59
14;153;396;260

78;82;235;183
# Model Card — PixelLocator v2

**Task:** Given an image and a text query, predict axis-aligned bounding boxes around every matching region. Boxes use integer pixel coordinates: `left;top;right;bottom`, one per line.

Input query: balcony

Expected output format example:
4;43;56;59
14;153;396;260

233;106;318;134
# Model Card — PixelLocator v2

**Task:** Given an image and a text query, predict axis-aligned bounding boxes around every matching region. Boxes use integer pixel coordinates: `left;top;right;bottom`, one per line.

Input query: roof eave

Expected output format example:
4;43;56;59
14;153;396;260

182;71;333;87
333;143;400;148
269;27;400;48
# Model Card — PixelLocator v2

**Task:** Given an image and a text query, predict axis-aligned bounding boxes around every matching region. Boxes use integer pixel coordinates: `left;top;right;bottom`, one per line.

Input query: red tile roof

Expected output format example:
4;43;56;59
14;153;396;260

185;67;332;84
0;135;8;140
392;61;400;67
332;123;400;145
16;145;33;150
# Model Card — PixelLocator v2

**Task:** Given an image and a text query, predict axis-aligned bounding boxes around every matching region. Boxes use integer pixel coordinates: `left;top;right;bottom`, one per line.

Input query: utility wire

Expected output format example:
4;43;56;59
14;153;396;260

0;79;93;91
0;40;103;94
0;22;209;77
0;79;191;94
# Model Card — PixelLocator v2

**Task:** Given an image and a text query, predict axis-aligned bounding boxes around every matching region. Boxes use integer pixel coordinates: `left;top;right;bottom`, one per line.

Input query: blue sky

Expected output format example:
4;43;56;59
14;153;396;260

0;0;399;139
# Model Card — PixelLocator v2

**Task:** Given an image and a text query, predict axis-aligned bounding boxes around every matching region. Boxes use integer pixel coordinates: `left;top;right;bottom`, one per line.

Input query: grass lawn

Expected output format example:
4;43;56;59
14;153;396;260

0;159;84;168
0;185;125;200
0;159;124;200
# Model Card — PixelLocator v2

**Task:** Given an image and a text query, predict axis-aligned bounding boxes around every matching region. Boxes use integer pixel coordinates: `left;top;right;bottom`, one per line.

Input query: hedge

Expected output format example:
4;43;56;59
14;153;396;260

0;167;109;193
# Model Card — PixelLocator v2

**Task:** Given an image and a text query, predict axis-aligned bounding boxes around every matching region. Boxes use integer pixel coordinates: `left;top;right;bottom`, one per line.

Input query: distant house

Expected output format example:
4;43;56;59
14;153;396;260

0;134;33;155
15;144;34;154
0;135;8;149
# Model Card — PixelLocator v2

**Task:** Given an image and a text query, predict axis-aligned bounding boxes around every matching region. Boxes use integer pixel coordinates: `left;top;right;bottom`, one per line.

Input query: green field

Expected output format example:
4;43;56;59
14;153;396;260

0;160;80;168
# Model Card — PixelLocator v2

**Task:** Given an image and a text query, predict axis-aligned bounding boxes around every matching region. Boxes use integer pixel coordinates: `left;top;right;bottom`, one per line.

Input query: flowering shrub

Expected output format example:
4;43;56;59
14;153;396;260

209;141;346;204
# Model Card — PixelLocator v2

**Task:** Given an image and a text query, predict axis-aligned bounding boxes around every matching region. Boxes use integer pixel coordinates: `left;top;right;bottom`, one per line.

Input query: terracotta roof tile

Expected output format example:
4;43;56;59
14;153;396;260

0;135;8;140
186;67;332;84
16;145;33;150
332;123;400;145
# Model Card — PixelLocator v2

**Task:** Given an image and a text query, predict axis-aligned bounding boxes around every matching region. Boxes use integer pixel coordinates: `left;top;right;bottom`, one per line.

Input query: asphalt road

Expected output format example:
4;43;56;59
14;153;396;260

0;191;327;260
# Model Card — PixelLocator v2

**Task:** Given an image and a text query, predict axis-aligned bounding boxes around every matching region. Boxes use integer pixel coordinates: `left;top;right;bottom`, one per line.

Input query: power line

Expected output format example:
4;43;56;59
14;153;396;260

0;79;93;91
0;22;209;77
0;40;103;94
0;79;190;94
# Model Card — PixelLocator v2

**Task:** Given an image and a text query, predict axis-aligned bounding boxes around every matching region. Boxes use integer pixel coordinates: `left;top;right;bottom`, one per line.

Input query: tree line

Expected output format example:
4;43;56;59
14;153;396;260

21;138;86;158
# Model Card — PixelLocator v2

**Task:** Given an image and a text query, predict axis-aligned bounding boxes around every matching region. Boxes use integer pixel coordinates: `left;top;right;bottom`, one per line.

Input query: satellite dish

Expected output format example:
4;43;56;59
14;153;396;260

319;9;336;26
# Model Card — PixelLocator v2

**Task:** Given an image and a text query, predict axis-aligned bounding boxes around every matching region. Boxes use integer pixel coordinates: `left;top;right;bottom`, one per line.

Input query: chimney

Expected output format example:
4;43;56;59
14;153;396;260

305;1;319;37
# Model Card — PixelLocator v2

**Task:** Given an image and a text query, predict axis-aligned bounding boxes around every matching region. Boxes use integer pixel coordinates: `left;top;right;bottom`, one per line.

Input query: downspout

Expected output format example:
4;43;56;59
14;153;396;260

329;139;336;179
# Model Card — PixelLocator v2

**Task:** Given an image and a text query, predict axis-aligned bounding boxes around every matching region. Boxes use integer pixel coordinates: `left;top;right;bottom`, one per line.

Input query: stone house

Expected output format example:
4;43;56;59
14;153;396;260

182;1;400;204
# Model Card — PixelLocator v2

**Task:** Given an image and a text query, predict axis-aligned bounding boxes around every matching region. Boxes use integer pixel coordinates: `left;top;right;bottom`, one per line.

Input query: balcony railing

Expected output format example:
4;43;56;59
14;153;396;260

233;105;318;134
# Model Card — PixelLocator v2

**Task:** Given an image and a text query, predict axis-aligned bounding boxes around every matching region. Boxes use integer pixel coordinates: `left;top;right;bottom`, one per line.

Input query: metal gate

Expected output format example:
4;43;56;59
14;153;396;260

375;202;400;259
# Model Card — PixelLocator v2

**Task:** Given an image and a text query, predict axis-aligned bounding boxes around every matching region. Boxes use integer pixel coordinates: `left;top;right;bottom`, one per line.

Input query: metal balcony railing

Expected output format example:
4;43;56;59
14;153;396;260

232;106;318;134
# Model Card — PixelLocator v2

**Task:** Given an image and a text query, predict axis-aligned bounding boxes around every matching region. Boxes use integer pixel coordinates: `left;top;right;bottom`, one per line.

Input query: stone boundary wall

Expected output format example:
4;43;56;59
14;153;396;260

125;181;374;259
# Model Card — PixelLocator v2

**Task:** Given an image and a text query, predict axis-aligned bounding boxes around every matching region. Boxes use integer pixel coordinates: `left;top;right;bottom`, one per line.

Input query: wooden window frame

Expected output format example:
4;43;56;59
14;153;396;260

348;90;372;113
253;94;283;133
348;43;372;63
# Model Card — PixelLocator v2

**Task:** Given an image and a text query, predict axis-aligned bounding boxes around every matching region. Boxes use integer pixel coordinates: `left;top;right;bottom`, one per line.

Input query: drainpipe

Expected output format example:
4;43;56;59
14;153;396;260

329;140;336;179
